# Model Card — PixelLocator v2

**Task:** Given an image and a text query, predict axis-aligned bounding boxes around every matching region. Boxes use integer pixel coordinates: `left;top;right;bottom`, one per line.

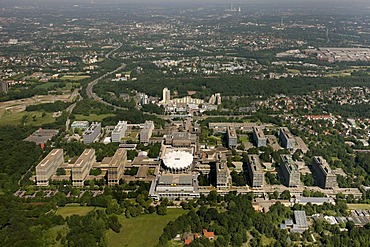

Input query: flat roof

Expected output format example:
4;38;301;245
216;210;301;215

253;126;266;139
109;148;127;168
294;211;308;227
39;149;63;167
74;149;94;167
280;127;294;139
313;156;336;176
281;154;299;173
248;155;264;173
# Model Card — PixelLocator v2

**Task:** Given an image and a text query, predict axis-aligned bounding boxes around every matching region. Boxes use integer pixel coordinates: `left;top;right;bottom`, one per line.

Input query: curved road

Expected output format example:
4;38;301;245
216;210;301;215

86;42;127;110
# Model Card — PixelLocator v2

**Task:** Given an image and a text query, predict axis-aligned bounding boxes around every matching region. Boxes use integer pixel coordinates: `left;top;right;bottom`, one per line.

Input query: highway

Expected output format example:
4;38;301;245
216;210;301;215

86;42;127;110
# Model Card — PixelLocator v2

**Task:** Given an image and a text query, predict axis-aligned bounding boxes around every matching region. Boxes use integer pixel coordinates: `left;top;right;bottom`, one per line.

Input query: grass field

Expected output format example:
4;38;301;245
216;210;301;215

75;113;115;122
34;82;61;90
0;111;55;126
348;204;370;210
106;208;188;247
60;75;91;81
56;205;102;218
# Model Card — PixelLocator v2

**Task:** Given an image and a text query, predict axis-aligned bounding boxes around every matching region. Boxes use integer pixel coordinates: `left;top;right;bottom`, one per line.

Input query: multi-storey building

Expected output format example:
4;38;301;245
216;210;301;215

111;121;127;143
252;126;267;147
227;126;237;149
280;154;300;187
216;161;231;189
312;156;338;189
140;121;154;143
0;81;9;93
83;122;101;144
36;149;64;186
247;155;265;187
72;149;95;187
279;127;296;149
108;148;127;185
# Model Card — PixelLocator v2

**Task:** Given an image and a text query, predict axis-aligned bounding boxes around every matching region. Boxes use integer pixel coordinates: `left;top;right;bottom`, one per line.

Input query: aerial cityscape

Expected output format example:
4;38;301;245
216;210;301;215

0;0;370;246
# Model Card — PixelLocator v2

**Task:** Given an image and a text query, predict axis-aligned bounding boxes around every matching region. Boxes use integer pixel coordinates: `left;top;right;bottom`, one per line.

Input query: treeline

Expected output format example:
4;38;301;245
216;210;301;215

26;101;72;113
0;126;42;191
124;73;370;98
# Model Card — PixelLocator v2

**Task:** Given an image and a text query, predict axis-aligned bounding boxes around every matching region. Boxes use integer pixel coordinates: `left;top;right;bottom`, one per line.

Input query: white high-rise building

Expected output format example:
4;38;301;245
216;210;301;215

162;87;170;104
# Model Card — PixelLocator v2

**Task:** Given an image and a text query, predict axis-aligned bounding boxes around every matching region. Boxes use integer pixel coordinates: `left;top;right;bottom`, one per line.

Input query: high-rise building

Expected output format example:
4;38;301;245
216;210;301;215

36;149;64;186
140;121;154;143
216;161;231;189
0;81;9;93
162;87;170;104
279;127;296;149
111;121;127;143
280;154;300;187
247;155;265;187
108;148;127;185
312;156;338;189
83;122;101;144
72;149;95;187
227;126;237;149
252;126;267;147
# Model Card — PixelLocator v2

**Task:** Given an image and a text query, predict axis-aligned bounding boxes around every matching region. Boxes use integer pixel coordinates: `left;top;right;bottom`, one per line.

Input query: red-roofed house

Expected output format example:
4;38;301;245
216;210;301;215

203;229;215;240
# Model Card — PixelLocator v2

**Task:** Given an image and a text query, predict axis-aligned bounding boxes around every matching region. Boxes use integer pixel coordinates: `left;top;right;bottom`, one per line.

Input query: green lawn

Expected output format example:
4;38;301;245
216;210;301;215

75;113;115;122
34;82;61;90
106;208;188;247
56;205;101;218
60;75;91;81
348;204;370;210
0;111;55;126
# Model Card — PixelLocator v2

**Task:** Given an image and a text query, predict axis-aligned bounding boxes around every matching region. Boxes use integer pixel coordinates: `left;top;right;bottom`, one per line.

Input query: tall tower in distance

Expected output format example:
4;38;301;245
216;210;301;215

162;87;171;104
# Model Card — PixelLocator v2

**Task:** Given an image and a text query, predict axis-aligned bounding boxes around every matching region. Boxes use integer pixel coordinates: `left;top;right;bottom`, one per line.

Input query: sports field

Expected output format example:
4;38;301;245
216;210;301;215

106;208;187;247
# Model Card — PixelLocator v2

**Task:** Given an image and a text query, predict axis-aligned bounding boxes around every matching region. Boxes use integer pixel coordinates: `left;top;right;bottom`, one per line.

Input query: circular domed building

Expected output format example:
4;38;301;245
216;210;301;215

162;150;193;173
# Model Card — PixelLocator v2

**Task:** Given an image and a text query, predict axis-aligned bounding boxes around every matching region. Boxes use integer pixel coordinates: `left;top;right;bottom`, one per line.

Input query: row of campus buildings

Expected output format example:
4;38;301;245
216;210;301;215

36;148;127;186
224;124;297;150
72;120;154;144
246;153;338;189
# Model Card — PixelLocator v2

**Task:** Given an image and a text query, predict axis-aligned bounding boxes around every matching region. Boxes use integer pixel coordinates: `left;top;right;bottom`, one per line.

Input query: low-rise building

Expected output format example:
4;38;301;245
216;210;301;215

149;174;200;200
71;121;89;130
108;148;127;185
247;155;265;187
72;149;95;187
36;149;64;186
280;154;300;187
312;156;338;189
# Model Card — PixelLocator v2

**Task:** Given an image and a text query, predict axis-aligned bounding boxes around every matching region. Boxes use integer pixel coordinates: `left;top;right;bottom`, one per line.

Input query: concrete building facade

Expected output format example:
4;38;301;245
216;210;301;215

108;148;127;185
0;81;9;93
72;149;96;187
36;149;64;186
216;161;231;189
140;121;154;143
252;126;267;147
247;155;265;187
280;154;300;187
111;121;127;143
227;126;237;149
83;122;101;144
279;127;296;149
312;156;338;189
149;174;200;200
